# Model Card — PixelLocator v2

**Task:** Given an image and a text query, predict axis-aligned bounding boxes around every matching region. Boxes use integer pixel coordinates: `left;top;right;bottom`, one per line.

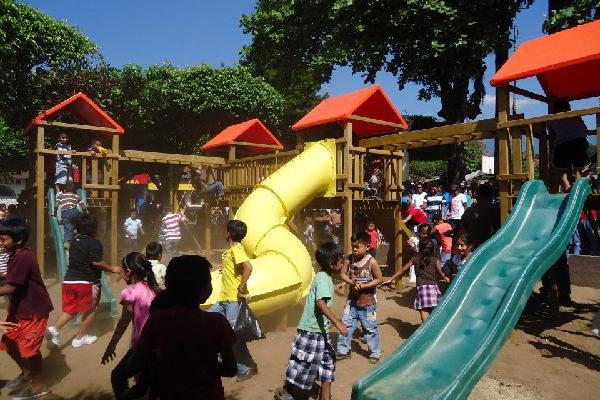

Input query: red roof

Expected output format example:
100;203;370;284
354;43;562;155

202;118;283;154
292;84;408;137
32;92;124;134
490;20;600;100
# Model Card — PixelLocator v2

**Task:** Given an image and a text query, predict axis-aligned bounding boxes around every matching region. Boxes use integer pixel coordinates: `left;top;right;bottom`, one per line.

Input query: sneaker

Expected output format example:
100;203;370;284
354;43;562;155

5;374;31;392
45;326;60;347
592;328;599;336
236;364;258;382
336;351;351;360
71;334;97;348
369;357;380;364
11;387;50;399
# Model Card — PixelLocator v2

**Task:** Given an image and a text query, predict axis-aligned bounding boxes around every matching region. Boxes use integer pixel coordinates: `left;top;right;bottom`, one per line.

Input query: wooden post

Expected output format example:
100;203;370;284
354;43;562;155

110;135;120;266
343;122;353;255
526;125;535;181
394;203;403;274
168;165;176;212
36;126;45;273
228;145;236;161
204;204;212;258
497;86;511;223
91;158;99;198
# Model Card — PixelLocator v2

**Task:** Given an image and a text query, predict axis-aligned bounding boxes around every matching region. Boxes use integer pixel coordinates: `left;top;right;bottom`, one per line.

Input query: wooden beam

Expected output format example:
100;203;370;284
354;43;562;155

36;126;45;274
497;87;511;223
120;149;226;166
399;132;495;149
39;149;119;158
526;125;535;181
231;141;281;149
507;84;549;103
343;122;353;256
36;120;121;134
497;106;600;129
81;184;120;190
349;114;408;129
110;134;120;266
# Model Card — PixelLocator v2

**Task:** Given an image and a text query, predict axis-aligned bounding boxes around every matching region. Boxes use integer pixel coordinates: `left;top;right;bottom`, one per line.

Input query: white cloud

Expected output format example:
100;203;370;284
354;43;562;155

482;94;536;109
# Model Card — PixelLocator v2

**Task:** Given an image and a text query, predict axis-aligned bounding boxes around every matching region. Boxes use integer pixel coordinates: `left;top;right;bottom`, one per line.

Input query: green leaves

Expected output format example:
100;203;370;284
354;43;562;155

544;1;599;33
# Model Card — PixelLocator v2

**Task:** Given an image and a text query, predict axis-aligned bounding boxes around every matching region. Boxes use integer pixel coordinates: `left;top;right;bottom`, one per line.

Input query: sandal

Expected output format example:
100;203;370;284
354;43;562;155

274;387;295;400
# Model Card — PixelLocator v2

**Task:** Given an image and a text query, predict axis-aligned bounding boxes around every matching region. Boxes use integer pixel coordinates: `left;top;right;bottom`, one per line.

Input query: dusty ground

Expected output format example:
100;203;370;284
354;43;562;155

0;273;599;400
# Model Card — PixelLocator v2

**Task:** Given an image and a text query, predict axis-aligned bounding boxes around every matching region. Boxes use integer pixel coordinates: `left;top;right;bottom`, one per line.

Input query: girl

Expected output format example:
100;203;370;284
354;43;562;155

101;252;160;400
384;238;449;322
447;233;474;278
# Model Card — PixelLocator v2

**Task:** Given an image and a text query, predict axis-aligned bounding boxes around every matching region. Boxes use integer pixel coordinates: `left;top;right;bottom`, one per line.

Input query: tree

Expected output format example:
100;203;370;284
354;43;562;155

545;0;599;33
0;117;27;171
241;0;532;183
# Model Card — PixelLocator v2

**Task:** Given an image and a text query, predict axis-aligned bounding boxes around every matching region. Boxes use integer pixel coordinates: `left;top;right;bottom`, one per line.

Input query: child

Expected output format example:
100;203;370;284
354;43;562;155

431;214;452;265
365;220;379;258
101;252;160;400
449;184;468;230
336;231;383;363
209;220;257;381
145;241;167;290
55;132;75;192
46;214;121;348
385;238;449;322
401;196;428;234
275;242;348;400
123;210;144;254
55;181;83;248
446;234;474;278
128;255;237;399
158;205;187;265
0;218;54;398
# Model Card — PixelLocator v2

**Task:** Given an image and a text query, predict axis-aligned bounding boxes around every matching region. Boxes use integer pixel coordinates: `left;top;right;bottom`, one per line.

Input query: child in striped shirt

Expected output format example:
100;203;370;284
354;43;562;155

158;205;187;265
56;182;83;246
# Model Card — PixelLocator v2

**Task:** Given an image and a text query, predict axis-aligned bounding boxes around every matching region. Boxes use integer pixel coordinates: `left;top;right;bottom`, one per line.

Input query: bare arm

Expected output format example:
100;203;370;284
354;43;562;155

402;214;413;224
435;259;450;283
0;283;16;296
384;260;413;284
92;261;121;274
339;259;354;285
316;299;348;335
238;260;253;294
101;304;133;364
356;258;383;290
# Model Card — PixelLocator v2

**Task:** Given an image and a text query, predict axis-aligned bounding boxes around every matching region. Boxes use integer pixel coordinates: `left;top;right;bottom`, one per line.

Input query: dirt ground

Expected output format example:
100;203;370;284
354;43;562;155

1;273;599;400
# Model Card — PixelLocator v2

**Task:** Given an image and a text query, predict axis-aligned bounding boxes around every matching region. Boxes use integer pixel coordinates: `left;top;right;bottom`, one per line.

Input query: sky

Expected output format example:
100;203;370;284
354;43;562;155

23;0;599;141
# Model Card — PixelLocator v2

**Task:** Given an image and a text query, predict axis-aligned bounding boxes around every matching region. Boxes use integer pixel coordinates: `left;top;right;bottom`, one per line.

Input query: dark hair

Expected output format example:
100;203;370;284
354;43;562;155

0;218;30;244
75;213;97;236
227;220;247;242
456;233;474;246
145;242;163;260
64;181;76;194
164;255;212;307
417;238;437;273
476;185;493;200
122;252;160;295
315;242;343;273
351;231;371;246
432;213;443;222
58;132;68;138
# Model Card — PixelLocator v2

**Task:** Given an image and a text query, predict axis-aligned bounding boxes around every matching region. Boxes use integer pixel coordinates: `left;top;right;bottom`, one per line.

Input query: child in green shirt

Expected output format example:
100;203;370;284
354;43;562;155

275;242;348;400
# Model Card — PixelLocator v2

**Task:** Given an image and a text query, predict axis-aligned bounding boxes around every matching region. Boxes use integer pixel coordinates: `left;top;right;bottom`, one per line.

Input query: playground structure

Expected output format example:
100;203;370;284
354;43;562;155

26;19;600;400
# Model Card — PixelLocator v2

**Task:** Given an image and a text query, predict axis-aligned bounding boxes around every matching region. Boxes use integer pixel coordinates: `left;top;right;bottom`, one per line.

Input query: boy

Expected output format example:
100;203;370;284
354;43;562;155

55;132;75;192
209;220;257;381
432;214;452;265
145;241;166;290
275;242;348;400
449;184;468;230
401;196;428;234
55;181;83;248
336;231;383;364
365;221;379;258
46;214;121;348
158;205;187;265
123;210;144;254
0;218;53;398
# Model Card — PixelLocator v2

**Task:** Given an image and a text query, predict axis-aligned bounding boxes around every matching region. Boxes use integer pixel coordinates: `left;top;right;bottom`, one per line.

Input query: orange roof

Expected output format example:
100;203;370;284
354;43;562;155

31;92;124;134
292;84;408;137
491;20;600;100
202;118;283;154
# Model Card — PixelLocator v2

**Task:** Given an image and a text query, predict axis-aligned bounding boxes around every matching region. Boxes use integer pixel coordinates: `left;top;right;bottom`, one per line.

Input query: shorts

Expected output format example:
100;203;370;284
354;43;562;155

415;284;442;310
0;315;48;358
62;282;101;314
286;330;335;390
551;137;590;170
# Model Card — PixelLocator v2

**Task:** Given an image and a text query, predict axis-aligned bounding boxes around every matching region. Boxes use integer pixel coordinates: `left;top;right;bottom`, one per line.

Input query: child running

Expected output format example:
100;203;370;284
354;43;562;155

209;220;257;381
432;213;453;265
46;214;121;348
385;238;450;322
145;241;167;290
336;231;383;364
101;252;160;400
128;255;237;400
0;218;54;399
275;242;348;400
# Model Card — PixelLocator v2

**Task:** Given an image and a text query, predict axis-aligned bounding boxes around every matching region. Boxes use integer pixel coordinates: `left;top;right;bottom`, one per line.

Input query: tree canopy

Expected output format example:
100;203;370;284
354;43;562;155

545;0;600;33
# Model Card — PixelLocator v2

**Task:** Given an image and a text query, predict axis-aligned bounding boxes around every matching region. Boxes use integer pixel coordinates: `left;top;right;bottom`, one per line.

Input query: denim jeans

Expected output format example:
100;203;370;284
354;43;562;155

210;300;256;374
61;207;80;243
161;239;179;265
578;220;600;256
336;300;380;359
201;181;225;197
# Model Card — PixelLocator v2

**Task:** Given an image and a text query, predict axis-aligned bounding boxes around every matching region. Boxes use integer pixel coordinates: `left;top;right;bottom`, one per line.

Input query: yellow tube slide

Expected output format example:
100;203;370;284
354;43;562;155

205;139;337;316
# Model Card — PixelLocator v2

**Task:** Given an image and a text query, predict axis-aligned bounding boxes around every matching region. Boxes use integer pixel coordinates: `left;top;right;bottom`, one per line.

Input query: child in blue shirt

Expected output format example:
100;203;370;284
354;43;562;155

275;242;348;400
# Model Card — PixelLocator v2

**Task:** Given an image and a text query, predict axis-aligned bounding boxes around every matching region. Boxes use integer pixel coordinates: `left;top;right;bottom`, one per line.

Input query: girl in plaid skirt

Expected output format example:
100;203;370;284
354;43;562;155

384;238;449;322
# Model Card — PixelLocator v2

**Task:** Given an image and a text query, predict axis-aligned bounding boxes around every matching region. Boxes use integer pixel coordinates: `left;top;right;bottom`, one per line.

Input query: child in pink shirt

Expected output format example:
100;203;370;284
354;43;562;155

101;252;160;399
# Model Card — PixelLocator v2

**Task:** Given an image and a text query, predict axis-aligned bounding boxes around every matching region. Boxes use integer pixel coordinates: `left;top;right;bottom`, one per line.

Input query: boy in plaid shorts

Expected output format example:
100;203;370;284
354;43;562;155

275;242;348;400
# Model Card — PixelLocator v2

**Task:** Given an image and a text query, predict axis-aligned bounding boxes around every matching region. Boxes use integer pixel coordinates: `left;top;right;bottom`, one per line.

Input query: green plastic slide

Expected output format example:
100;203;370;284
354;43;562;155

47;189;118;318
352;178;591;400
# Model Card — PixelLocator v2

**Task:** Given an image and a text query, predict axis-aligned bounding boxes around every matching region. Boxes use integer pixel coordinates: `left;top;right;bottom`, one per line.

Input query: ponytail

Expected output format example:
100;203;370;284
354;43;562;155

417;238;436;272
122;252;161;295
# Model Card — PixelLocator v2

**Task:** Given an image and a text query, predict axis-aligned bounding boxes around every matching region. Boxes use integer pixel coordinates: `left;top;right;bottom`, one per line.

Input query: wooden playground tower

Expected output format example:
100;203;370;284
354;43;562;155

30;20;600;277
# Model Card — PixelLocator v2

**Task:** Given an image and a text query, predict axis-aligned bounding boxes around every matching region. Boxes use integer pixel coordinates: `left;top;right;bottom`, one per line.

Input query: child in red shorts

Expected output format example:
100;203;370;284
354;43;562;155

0;218;54;398
46;214;121;348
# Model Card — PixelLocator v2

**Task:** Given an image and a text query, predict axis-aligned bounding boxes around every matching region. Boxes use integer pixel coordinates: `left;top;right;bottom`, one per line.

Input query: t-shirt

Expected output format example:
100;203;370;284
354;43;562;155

120;281;156;347
412;192;427;208
0;248;9;276
298;271;334;333
366;229;379;250
408;205;428;225
161;213;183;241
124;217;143;239
134;308;236;400
219;242;250;302
149;259;167;290
425;194;444;212
549;117;588;146
442;192;453;218
65;234;103;283
55;142;72;169
411;254;439;287
435;222;453;253
450;193;468;220
56;191;80;213
5;246;53;319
